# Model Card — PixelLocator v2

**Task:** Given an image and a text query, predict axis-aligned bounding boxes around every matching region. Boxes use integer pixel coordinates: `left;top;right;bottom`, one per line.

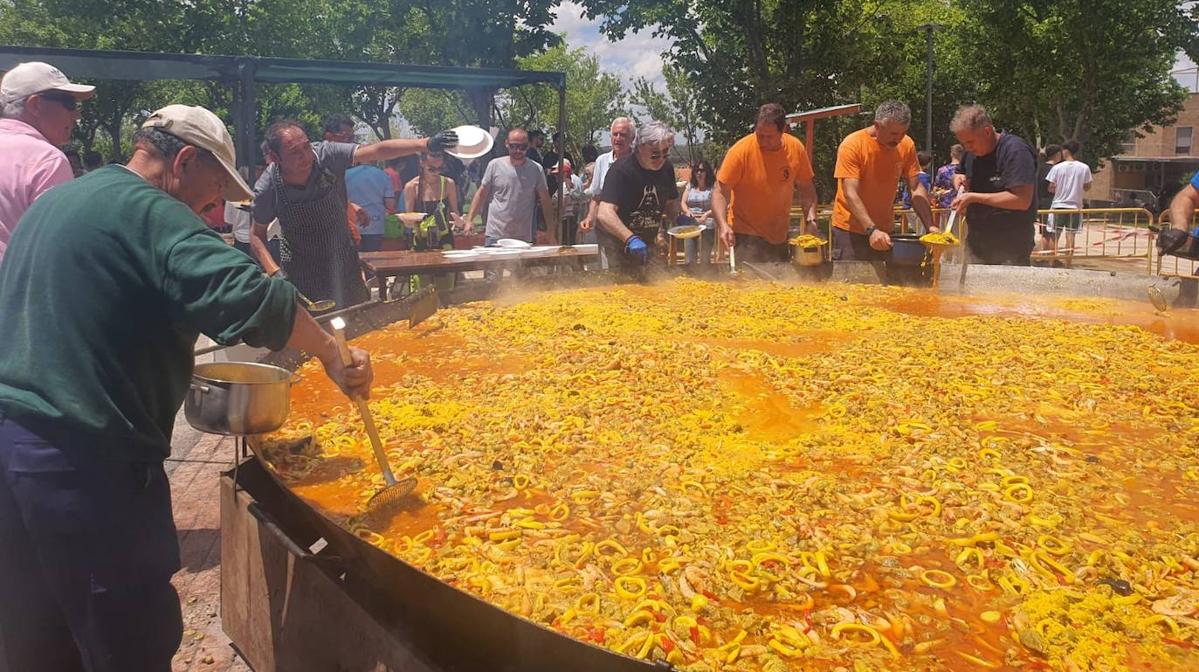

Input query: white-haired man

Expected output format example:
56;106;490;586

0;61;95;265
581;116;636;235
596;121;681;270
950;105;1038;265
0;104;374;670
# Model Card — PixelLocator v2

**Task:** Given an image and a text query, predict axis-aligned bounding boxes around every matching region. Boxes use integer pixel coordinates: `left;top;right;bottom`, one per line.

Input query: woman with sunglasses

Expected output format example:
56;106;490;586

595;121;682;270
680;160;716;264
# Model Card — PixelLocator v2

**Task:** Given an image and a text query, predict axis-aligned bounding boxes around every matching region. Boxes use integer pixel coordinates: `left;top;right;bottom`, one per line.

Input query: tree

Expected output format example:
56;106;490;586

957;0;1195;165
630;62;705;164
501;41;625;152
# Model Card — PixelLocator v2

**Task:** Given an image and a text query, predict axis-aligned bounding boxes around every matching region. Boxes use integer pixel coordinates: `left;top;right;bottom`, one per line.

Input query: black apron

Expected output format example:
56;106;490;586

272;164;369;308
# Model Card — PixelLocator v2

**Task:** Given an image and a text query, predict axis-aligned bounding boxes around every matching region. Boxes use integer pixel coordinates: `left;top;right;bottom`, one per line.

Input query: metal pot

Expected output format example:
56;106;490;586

186;362;296;435
889;234;930;267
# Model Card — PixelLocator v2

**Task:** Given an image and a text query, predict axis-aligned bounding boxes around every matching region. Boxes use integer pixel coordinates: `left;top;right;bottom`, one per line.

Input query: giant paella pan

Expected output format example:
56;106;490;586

247;263;1199;672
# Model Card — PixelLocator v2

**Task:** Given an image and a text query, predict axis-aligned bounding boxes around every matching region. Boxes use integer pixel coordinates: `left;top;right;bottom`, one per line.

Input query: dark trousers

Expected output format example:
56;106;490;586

965;224;1034;266
733;233;790;263
0;416;182;672
831;227;889;262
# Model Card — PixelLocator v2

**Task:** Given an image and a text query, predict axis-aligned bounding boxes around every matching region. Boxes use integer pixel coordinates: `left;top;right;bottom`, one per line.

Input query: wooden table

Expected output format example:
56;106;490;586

359;245;599;301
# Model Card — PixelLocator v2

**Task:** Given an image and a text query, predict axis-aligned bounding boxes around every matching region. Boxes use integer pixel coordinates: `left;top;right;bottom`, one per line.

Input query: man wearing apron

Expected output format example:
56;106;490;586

251;120;457;308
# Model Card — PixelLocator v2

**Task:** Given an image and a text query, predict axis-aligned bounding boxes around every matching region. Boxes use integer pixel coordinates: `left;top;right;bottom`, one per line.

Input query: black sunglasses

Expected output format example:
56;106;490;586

508;143;529;151
38;92;80;111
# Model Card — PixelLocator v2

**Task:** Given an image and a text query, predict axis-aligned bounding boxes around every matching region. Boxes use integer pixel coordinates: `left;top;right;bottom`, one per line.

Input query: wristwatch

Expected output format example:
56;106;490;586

863;226;877;238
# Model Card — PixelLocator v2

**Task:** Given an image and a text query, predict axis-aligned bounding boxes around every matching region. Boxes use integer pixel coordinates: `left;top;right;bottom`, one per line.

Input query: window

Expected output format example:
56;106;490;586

1176;127;1193;155
1120;135;1137;154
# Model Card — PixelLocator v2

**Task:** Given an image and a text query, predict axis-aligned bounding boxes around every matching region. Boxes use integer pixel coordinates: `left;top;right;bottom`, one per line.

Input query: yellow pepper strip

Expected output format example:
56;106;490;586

1114;593;1142;605
495;539;520;552
1142;615;1181;637
595;539;628;558
512;474;530;490
955;547;985;571
635;630;656;658
1037;534;1071;556
977;447;1001;461
514;518;545;530
489;529;522;542
548;503;569;521
980;611;1002;624
623;610;655;628
921;569;958;589
614;630;648;655
832;623;883;647
747;539;776;553
691;594;710;611
614;575;647;600
635;512;653;534
878;631;902;659
966;574;995;592
730;570;760;591
680;480;706;497
656;524;681;538
1001;475;1029;487
1029;513;1062;529
575;592;600;614
957;651;1002;669
768;638;804;658
570;490;599;504
611;557;644;576
673;615;697;630
641;548;656;564
557;608;576;626
573;541;594;569
658;557;683;573
727;559;753;574
752;551;790;568
1031;549;1077;584
1004;483;1034;503
632;598;675;616
815;550;831;578
890;541;913;554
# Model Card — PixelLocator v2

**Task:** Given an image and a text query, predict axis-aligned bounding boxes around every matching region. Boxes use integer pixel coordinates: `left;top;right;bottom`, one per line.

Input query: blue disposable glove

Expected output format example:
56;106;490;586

625;235;649;264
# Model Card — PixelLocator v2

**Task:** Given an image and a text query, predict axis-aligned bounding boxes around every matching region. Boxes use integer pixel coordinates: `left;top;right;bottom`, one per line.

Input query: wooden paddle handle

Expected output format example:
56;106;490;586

331;322;397;487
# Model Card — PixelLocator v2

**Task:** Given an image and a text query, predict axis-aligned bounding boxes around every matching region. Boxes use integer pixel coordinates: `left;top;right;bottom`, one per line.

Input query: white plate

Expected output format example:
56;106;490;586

495;238;532;249
483;248;526;256
446;125;494;160
442;250;479;259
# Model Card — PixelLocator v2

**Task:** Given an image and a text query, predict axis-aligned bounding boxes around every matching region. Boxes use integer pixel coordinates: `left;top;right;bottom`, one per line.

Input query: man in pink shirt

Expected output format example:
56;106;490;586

0;62;95;265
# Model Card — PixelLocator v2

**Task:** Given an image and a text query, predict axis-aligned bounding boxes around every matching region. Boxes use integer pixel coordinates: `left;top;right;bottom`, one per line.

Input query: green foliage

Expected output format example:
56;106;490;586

630;62;705;164
502;41;625;151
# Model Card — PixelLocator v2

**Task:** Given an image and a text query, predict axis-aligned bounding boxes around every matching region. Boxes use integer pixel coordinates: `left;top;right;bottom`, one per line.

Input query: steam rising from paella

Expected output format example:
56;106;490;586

262;278;1199;671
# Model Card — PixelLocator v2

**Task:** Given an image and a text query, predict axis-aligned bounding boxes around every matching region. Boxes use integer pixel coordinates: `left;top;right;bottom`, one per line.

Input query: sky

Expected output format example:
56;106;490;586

550;1;673;91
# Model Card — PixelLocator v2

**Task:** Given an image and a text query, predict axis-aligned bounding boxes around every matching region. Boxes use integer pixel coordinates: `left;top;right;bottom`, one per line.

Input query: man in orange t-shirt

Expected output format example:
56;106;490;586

713;103;818;262
831;101;934;261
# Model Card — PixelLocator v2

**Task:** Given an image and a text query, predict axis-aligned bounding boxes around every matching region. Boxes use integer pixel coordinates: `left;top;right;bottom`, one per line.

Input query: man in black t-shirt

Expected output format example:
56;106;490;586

597;121;681;270
950;105;1038;265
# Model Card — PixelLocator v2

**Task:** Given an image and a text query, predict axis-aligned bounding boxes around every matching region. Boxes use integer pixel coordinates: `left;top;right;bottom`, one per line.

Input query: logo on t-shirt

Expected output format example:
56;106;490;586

630;185;664;231
782;166;791;181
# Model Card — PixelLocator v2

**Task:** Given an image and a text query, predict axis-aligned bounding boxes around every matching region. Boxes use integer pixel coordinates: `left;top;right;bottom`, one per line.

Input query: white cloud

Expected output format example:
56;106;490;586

551;2;671;91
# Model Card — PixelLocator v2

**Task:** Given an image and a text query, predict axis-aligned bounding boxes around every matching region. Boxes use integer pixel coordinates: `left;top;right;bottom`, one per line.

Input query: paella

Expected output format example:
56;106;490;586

260;278;1199;671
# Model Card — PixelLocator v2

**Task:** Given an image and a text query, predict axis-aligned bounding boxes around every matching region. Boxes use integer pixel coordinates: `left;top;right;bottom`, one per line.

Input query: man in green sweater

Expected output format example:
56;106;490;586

0;105;374;671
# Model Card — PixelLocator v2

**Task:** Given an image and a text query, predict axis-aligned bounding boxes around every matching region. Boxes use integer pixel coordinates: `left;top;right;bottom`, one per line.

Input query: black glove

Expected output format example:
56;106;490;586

428;130;459;153
1156;228;1189;256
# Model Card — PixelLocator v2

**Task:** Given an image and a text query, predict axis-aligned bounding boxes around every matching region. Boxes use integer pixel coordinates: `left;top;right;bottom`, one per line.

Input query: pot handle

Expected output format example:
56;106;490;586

190;383;211;393
247;502;344;573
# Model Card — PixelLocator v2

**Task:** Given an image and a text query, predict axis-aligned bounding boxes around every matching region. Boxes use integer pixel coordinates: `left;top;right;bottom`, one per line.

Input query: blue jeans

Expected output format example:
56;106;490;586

0;415;182;671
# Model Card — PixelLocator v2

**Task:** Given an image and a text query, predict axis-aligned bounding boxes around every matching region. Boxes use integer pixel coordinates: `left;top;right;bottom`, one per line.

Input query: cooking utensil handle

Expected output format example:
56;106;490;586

246;502;344;573
331;323;398;487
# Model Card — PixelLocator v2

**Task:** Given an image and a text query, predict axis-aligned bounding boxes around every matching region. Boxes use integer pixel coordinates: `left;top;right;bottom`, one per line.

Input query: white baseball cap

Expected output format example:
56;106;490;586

141;105;253;201
0;62;95;104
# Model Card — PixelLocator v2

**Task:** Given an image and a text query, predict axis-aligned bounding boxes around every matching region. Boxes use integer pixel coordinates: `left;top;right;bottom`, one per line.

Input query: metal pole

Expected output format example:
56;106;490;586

557;83;567;245
918;24;943;153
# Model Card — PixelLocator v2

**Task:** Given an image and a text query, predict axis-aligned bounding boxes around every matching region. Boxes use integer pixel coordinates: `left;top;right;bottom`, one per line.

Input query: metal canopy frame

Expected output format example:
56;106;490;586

0;45;567;176
785;103;863;152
